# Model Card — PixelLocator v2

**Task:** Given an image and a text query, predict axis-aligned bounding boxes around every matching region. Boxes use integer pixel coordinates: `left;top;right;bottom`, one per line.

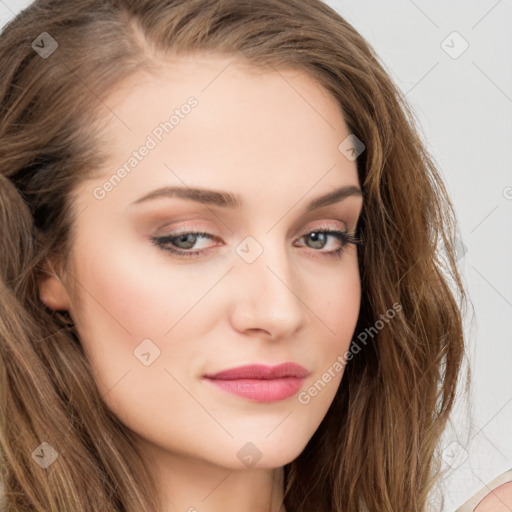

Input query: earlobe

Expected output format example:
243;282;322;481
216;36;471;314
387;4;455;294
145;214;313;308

39;260;72;311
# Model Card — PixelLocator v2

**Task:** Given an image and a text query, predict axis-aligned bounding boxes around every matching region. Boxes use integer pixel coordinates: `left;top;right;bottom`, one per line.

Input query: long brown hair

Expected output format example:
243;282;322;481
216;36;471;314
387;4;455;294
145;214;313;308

0;1;468;510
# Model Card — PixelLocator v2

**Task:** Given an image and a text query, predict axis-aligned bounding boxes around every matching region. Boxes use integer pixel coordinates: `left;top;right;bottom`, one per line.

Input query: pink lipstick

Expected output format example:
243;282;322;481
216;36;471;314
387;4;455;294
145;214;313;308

203;363;309;403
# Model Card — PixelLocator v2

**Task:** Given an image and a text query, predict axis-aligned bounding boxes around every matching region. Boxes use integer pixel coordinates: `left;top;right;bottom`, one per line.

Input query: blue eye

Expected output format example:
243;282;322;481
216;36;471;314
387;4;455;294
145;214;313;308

151;228;362;260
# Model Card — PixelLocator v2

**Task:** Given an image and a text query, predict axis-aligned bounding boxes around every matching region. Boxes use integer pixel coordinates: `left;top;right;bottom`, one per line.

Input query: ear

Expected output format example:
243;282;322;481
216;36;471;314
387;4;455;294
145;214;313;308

39;258;72;311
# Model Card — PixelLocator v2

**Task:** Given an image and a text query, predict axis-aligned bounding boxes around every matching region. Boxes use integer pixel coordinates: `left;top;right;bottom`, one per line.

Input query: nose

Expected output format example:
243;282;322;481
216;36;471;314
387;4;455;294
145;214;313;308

228;236;307;339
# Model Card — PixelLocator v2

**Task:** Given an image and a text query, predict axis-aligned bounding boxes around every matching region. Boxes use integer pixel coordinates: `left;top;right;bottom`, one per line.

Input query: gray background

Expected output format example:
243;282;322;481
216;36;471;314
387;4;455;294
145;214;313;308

1;0;511;509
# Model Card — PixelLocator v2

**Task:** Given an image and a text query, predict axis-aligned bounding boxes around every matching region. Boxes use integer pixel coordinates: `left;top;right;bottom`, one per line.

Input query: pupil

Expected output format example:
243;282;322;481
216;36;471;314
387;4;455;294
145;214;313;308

308;232;326;249
176;233;196;249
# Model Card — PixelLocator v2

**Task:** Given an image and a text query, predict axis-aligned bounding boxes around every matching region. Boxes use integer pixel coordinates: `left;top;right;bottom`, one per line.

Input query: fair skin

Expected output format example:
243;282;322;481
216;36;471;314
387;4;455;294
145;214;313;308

475;481;512;511
39;55;363;512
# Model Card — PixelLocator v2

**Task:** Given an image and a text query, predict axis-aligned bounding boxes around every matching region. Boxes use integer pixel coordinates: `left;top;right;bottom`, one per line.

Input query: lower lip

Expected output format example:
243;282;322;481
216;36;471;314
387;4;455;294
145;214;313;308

204;377;306;403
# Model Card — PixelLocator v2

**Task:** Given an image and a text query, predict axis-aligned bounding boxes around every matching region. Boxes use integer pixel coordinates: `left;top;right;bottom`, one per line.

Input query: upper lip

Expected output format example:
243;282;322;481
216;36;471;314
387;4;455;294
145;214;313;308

203;363;309;380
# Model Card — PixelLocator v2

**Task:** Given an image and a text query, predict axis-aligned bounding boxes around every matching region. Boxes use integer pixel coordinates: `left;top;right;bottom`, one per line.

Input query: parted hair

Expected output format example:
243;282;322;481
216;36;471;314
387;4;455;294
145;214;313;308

0;0;468;510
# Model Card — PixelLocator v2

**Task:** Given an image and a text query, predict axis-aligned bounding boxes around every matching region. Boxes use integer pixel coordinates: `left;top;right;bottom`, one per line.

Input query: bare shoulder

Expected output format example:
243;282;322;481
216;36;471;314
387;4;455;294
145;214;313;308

455;469;512;512
473;480;512;511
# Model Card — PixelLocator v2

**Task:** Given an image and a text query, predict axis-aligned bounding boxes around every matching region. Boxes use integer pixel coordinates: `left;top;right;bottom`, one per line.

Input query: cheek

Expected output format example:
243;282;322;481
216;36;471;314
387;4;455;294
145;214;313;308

67;234;232;406
311;253;361;348
333;271;361;352
305;255;361;390
70;238;210;340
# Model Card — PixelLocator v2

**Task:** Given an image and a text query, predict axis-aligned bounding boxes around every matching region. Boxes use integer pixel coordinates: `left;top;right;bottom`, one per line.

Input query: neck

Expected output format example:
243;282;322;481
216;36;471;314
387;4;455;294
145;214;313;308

137;437;287;512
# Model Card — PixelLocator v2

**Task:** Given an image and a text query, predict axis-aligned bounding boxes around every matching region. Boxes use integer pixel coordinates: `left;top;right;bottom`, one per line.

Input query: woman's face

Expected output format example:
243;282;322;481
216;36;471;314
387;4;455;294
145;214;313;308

41;55;363;470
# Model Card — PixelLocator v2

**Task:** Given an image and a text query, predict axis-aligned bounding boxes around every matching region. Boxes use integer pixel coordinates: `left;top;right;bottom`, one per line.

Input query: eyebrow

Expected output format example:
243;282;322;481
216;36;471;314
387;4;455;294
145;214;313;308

130;184;362;212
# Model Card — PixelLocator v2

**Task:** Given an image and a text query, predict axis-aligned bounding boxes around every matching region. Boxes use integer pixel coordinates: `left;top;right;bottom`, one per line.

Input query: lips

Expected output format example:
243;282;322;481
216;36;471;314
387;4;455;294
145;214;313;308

202;363;309;403
203;362;309;380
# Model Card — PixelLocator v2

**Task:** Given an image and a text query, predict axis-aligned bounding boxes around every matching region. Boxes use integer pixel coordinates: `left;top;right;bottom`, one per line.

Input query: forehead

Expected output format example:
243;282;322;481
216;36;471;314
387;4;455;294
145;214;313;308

80;54;359;211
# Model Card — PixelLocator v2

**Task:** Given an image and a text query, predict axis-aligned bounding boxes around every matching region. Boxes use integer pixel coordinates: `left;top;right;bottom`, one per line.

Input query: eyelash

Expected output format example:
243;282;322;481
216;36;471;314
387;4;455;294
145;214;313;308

151;226;362;260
